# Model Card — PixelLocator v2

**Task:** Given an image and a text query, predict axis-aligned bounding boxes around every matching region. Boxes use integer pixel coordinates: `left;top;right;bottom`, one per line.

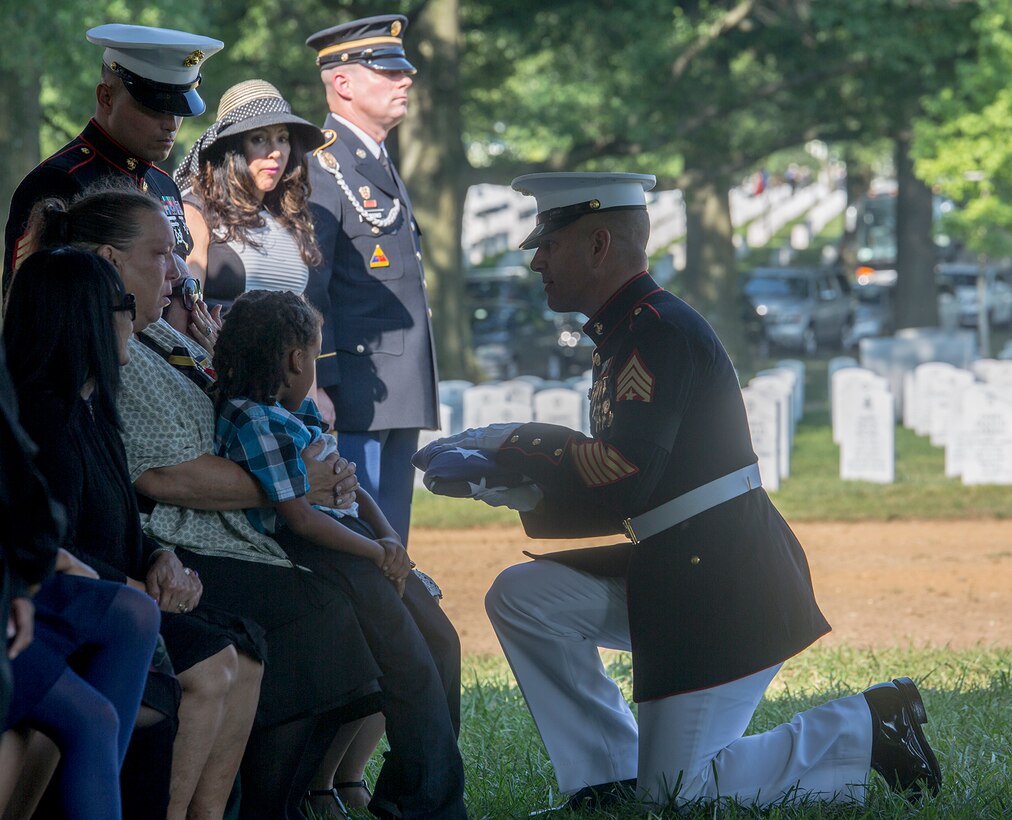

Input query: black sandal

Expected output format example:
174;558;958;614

334;779;373;807
305;787;349;819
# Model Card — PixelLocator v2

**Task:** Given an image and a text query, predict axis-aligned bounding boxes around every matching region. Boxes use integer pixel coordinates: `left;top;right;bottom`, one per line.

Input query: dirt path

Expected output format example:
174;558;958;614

409;520;1012;657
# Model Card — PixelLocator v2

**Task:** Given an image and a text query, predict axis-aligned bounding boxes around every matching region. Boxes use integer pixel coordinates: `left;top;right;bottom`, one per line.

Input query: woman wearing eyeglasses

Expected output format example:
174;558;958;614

9;193;268;820
173;80;325;311
2;245;161;819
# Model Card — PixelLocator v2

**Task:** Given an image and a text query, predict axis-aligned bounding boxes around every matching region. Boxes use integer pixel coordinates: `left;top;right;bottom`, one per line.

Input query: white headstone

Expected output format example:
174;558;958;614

902;371;916;429
462;384;534;429
860;330;977;418
741;387;781;491
755;368;798;439
571;379;593;435
438;380;473;434
827;356;858;406
927;368;975;447
960;385;1012;485
831;368;889;444
414;404;454;487
910;362;960;439
499;379;537;409
533;388;585;430
748;376;792;478
839;388;894;483
973;359;1012;387
776;359;806;421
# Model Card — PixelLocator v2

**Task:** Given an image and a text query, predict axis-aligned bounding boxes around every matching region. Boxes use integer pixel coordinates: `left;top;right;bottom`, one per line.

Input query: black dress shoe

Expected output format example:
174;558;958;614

529;779;636;815
864;677;942;799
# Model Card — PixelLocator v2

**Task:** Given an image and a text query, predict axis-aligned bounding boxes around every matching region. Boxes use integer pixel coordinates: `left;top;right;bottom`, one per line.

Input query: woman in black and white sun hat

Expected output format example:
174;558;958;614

174;80;326;310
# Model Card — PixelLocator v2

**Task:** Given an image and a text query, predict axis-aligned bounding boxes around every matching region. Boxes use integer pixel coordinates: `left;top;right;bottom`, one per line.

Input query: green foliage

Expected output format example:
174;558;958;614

914;0;1012;258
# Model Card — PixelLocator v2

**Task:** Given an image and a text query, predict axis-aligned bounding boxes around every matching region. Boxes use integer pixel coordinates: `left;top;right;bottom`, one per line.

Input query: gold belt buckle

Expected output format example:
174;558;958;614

622;518;640;545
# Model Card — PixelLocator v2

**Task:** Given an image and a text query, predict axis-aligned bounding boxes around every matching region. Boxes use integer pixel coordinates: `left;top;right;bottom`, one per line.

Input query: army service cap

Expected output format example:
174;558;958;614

87;24;224;116
511;172;657;250
306;14;415;73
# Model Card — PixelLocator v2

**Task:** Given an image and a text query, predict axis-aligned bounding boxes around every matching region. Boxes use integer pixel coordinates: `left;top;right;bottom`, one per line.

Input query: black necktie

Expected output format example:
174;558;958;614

379;150;394;181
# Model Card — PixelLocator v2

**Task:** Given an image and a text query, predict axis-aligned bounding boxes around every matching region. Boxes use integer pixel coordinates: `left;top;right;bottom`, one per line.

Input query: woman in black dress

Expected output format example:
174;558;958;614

2;247;162;818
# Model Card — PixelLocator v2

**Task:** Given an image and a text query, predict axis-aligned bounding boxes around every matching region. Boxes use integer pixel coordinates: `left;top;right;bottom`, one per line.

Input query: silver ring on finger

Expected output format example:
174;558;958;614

177;602;187;611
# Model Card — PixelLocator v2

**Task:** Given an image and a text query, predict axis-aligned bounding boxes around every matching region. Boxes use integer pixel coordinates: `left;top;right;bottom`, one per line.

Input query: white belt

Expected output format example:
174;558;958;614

622;463;762;544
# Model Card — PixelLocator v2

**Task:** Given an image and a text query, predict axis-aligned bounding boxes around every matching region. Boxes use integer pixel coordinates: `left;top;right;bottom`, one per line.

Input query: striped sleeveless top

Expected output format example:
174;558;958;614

228;210;309;295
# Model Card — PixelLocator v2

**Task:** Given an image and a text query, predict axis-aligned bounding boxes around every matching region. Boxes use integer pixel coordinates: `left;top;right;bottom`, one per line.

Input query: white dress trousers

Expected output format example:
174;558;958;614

485;560;873;806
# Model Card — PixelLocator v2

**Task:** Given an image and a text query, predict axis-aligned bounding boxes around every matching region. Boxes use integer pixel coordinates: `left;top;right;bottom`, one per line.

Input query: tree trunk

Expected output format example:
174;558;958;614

894;134;938;330
681;160;753;373
0;68;40;250
399;0;473;380
839;145;873;277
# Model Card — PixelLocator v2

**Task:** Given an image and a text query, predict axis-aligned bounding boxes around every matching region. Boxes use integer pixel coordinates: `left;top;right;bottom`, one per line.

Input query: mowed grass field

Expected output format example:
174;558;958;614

336;648;1009;818
326;359;1011;818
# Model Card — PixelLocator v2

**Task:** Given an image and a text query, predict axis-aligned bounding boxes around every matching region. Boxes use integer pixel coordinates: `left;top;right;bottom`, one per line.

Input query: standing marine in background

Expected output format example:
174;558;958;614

3;24;223;292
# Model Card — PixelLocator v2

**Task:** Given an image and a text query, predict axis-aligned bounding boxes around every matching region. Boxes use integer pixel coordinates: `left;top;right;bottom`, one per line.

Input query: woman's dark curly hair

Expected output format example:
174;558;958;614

213;290;322;411
192;133;322;267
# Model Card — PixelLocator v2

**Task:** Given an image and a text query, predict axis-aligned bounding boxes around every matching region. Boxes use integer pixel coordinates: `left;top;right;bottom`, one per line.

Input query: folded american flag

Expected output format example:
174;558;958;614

412;427;543;511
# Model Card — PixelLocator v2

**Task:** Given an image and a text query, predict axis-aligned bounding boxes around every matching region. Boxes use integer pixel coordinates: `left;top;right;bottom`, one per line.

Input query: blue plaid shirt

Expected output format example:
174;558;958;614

216;397;355;534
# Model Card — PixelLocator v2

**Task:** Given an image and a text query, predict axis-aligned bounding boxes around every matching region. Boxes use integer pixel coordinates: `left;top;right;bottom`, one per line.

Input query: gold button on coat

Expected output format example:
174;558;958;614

532;438;542;446
690;555;701;566
554;448;563;457
509;435;519;443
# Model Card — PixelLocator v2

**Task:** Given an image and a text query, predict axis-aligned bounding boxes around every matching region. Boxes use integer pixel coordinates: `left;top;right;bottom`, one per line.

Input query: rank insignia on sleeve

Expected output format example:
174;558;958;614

616;350;655;403
370;245;390;268
572;441;639;488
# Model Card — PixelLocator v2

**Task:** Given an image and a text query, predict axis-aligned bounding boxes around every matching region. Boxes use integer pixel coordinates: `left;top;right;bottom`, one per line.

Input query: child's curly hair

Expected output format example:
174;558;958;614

213;290;322;411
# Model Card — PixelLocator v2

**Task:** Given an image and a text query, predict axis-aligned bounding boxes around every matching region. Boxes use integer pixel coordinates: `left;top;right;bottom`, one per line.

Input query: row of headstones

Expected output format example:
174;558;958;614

740;360;807;492
828;355;1012;485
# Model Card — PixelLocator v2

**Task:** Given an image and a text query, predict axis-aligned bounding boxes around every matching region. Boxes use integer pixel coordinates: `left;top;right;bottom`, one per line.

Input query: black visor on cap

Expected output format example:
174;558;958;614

518;202;646;250
111;63;206;116
362;49;416;73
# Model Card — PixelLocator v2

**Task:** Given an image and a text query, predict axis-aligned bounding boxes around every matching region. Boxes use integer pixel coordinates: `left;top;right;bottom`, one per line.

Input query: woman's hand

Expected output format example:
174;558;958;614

146;551;203;614
187;298;222;354
55;548;100;579
305;443;359;508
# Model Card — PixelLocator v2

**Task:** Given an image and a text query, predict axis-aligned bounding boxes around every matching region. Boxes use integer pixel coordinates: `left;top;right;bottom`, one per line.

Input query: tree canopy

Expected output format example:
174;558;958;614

914;0;1012;260
0;0;994;370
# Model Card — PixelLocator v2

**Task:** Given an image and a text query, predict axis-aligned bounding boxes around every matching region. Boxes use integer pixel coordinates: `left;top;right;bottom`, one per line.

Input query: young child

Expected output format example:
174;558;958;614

212;290;411;589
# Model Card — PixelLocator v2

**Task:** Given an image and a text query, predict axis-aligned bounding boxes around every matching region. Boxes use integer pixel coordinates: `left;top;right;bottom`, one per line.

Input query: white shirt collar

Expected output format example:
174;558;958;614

332;114;384;160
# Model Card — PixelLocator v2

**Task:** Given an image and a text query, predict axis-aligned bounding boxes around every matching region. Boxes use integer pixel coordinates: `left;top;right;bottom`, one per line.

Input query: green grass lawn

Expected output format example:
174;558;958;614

335;648;1010;818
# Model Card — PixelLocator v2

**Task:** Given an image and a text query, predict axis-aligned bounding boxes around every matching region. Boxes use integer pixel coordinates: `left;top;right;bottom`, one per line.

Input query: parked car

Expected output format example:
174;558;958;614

846;269;897;346
466;266;593;379
744;266;855;355
935;263;1012;328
